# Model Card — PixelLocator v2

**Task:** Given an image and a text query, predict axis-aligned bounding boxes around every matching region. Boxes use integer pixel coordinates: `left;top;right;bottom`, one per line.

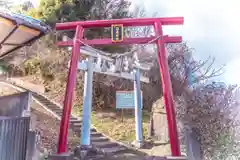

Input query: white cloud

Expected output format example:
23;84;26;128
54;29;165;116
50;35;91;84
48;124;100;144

130;0;240;84
225;59;240;85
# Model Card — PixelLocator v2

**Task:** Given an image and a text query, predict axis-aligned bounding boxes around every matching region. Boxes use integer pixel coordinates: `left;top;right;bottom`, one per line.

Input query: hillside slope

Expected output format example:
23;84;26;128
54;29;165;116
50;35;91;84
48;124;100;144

0;82;78;154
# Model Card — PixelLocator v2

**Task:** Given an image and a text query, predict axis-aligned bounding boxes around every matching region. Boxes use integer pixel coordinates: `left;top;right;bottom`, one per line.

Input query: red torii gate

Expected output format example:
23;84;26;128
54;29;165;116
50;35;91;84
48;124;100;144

55;17;184;156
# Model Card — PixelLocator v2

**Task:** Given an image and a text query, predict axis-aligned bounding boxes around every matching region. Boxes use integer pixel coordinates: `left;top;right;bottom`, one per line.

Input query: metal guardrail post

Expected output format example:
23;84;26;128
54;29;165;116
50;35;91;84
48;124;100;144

185;128;202;160
26;131;38;160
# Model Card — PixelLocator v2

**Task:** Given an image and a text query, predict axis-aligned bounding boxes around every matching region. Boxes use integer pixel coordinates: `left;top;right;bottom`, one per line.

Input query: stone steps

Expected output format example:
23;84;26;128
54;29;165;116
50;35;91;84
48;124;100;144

32;93;133;155
5;81;145;156
2;80;189;160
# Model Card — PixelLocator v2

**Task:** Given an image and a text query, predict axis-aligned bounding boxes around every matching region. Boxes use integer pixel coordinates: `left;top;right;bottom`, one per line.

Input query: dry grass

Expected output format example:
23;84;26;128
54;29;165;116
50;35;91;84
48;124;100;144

91;110;150;142
89;111;171;156
17;76;151;142
3;78;171;156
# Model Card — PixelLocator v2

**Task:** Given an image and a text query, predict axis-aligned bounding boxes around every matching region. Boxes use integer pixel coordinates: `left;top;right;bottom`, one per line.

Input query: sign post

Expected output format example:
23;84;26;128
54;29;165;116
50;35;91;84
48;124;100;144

116;69;144;148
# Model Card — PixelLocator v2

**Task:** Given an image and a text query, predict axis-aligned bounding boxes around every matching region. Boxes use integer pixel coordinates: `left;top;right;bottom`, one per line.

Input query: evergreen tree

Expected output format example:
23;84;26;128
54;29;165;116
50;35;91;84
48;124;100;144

11;1;34;14
27;0;132;52
27;0;131;27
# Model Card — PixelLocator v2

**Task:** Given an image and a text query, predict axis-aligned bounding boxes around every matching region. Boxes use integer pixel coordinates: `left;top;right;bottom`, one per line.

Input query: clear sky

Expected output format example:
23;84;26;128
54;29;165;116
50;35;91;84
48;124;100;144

12;0;240;84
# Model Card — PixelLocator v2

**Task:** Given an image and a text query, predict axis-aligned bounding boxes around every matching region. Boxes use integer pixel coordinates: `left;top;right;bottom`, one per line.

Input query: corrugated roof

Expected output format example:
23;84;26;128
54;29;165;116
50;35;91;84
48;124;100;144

0;10;51;59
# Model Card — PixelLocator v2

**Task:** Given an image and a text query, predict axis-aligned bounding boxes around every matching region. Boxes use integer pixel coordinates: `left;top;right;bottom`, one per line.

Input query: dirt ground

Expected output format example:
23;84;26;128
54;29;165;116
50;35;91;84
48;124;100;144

0;83;20;96
31;101;80;153
0;83;79;154
0;80;173;158
14;76;172;156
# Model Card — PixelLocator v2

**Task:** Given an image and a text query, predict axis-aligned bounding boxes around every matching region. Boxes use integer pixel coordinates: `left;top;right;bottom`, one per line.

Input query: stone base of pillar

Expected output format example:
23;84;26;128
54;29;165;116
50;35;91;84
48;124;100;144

145;156;187;160
131;140;145;149
166;156;187;160
73;145;103;159
48;153;73;160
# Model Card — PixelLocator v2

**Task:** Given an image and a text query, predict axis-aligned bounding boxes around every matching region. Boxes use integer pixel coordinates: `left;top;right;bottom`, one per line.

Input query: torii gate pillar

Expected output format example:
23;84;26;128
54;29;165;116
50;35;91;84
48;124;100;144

56;17;184;156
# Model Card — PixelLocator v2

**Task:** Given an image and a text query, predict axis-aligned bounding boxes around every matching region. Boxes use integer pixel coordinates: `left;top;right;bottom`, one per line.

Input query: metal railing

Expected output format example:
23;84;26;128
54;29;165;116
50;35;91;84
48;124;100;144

0;91;32;160
0;116;30;160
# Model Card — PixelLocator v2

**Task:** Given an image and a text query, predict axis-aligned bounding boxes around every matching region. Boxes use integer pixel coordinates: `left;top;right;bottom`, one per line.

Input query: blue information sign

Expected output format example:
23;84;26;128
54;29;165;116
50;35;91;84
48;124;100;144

116;91;142;109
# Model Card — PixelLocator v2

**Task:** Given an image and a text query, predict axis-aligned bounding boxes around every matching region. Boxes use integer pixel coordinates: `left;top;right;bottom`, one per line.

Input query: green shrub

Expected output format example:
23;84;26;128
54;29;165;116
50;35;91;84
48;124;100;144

23;57;41;75
40;60;55;82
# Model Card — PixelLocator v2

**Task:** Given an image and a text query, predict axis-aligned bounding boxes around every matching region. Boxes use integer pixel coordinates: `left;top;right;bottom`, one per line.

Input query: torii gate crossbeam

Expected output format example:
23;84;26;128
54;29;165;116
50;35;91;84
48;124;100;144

55;17;184;156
